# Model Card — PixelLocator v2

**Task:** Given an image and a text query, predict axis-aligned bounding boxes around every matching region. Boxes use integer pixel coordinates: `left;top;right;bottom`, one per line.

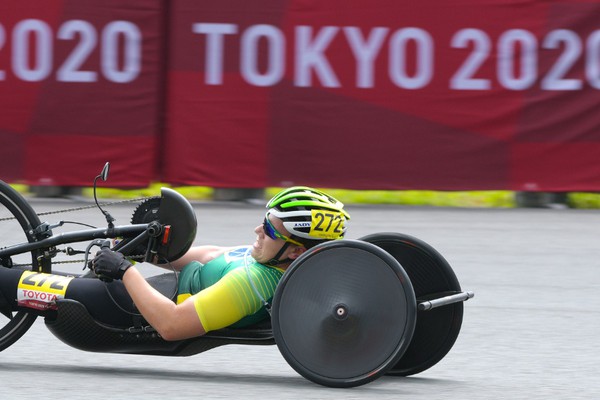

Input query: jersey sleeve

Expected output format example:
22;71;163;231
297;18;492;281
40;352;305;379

188;267;266;332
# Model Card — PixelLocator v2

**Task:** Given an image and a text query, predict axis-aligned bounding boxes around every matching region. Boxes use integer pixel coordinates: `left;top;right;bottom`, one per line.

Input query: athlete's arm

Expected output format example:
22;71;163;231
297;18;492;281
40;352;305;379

187;266;280;332
168;245;241;269
121;267;205;340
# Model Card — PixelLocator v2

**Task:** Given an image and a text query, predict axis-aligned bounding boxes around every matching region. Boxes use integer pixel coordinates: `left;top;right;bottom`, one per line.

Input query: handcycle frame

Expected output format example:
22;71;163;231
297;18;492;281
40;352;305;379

0;165;473;388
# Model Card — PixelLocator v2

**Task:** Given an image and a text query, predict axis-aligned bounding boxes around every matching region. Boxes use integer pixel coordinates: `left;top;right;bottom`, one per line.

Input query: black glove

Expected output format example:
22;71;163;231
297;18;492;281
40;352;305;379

92;248;133;281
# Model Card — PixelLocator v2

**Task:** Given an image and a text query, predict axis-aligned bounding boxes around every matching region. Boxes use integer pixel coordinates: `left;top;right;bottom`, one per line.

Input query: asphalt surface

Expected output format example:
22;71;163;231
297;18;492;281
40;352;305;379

1;197;599;399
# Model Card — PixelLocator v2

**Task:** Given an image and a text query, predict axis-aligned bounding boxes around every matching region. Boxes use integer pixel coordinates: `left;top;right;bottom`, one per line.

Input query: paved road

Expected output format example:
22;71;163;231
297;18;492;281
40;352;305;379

1;197;599;399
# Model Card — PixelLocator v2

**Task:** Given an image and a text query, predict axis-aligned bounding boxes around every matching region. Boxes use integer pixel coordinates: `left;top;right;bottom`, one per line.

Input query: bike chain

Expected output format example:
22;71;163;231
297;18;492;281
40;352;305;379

0;196;157;222
1;196;158;267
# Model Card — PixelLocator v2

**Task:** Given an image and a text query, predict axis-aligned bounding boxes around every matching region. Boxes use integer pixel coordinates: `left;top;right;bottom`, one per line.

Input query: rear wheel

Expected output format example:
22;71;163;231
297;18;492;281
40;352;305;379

360;233;464;376
0;181;52;351
272;239;416;388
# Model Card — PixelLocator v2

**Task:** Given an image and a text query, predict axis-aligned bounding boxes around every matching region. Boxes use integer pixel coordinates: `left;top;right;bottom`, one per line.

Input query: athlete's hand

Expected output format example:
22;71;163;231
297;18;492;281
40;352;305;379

92;249;133;281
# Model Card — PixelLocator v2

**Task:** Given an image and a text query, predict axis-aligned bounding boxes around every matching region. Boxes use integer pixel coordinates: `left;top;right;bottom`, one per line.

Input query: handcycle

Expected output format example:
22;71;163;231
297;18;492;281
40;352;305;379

0;163;474;388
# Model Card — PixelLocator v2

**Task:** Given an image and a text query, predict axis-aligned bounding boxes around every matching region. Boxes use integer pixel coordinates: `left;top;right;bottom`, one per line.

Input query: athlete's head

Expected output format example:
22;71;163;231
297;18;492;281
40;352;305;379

252;186;350;266
266;186;350;249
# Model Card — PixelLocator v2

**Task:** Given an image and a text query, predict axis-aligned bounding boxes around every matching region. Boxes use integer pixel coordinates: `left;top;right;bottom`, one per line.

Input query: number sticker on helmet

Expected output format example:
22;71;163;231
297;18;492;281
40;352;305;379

310;210;345;239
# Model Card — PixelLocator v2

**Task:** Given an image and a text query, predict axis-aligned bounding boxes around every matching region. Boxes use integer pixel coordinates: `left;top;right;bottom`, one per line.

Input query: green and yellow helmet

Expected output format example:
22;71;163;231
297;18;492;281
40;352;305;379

266;186;350;248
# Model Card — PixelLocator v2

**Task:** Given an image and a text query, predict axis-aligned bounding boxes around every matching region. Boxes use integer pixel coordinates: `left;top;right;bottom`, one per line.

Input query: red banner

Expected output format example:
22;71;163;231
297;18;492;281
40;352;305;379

164;0;600;191
0;0;164;187
2;1;600;191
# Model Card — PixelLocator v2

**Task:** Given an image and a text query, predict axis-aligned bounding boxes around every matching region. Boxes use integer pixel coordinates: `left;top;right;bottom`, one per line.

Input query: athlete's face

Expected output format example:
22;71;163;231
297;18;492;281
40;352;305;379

251;215;304;266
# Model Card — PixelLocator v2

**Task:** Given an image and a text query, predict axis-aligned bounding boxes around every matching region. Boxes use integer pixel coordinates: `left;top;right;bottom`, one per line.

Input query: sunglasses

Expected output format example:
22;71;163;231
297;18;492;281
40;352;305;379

263;216;304;247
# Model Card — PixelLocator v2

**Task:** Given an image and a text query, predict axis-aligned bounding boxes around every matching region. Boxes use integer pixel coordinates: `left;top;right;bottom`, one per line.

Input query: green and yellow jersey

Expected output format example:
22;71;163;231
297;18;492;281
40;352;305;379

176;246;284;332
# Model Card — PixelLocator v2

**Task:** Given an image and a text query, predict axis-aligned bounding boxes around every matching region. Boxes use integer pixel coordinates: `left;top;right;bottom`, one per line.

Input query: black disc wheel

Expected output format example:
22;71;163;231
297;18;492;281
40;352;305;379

359;233;464;376
0;180;52;351
271;239;417;388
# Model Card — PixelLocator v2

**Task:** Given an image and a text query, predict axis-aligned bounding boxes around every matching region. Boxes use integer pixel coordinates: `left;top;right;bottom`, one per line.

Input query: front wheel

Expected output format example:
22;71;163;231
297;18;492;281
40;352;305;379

0;180;52;351
272;240;417;388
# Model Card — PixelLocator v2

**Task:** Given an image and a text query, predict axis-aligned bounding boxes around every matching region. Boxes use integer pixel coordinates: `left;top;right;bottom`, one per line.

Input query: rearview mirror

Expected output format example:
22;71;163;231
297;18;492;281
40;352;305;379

100;162;110;182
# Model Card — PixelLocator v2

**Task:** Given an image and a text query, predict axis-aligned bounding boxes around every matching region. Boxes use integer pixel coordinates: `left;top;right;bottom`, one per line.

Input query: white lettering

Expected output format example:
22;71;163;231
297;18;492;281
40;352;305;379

587;30;600;89
0;24;5;80
192;23;238;85
12;19;53;82
295;26;340;87
2;19;141;83
4;19;600;92
541;29;582;90
450;28;491;90
102;21;142;83
497;29;537;90
389;27;433;89
241;24;285;86
344;27;388;88
57;20;98;82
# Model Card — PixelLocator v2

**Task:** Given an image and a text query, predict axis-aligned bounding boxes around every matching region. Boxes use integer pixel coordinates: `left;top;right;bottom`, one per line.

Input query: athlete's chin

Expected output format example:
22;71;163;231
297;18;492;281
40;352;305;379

250;247;262;262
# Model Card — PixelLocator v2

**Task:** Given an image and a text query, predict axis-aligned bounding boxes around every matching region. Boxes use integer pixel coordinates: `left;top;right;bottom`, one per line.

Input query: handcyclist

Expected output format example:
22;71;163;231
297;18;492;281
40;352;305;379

89;186;350;341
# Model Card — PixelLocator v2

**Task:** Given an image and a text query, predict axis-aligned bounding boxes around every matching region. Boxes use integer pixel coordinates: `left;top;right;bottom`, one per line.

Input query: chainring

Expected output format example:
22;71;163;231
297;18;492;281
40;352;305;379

131;197;162;225
121;197;162;260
